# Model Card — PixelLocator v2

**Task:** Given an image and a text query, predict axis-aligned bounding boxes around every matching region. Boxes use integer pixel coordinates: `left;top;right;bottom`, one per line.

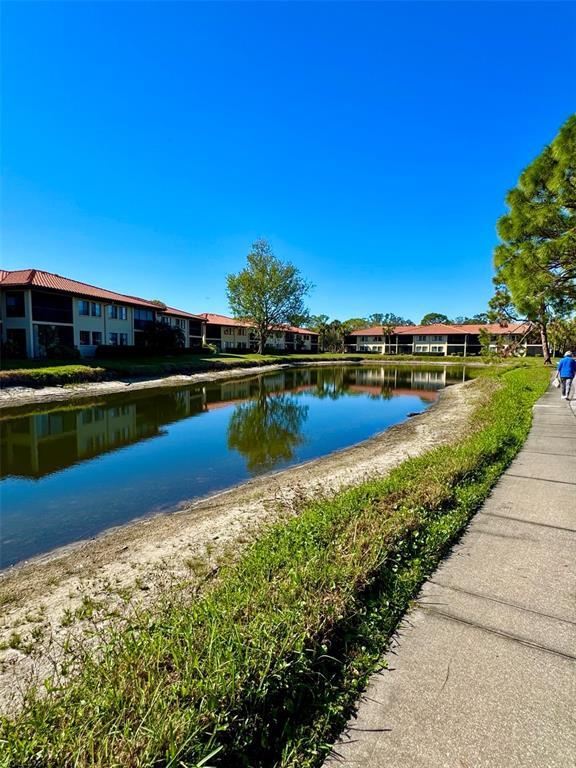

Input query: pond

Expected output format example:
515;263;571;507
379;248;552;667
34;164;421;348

0;365;469;568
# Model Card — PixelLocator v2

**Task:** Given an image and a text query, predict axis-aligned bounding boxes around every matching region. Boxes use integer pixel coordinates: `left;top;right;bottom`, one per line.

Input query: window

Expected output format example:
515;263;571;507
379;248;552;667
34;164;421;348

92;331;102;346
6;292;25;317
79;300;101;317
415;345;427;352
134;308;154;330
224;328;233;335
119;333;128;346
79;331;91;345
107;305;128;320
109;332;118;345
237;328;246;336
431;345;443;352
417;335;427;342
134;309;153;321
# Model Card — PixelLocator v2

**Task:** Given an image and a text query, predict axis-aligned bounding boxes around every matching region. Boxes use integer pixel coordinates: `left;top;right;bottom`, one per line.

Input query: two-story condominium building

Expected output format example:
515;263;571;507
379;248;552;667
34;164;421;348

345;322;536;356
157;307;204;350
200;313;319;353
0;269;206;358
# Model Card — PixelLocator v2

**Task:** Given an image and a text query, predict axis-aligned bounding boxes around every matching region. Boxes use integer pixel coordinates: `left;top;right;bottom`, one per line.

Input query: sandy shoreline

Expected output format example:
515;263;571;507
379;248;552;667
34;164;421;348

0;376;490;714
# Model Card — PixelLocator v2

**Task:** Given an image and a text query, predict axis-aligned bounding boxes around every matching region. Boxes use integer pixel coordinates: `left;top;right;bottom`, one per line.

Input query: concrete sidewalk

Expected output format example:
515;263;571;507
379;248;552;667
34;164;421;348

325;386;576;768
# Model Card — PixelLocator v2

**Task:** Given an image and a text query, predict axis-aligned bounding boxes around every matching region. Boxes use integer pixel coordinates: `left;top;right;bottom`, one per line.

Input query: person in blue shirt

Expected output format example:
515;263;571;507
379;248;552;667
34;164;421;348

556;351;576;400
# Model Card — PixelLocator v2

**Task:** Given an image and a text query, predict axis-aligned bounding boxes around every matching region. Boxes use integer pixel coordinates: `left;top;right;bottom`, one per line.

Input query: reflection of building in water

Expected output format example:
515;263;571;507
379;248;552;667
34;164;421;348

347;366;450;391
411;368;447;390
1;390;205;479
1;367;465;480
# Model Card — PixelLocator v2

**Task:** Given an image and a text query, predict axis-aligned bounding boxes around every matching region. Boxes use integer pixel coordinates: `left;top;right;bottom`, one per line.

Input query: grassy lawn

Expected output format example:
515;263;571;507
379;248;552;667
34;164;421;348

0;364;550;767
0;351;516;389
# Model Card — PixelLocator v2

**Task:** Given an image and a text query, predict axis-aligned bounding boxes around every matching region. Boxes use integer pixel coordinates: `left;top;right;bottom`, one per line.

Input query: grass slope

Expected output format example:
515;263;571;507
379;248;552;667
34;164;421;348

0;365;550;768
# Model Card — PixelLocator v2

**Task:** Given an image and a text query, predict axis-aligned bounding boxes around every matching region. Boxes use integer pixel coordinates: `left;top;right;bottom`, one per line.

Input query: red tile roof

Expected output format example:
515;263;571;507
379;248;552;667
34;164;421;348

0;269;160;309
200;312;252;328
348;322;531;337
163;306;205;320
282;325;319;336
200;312;318;335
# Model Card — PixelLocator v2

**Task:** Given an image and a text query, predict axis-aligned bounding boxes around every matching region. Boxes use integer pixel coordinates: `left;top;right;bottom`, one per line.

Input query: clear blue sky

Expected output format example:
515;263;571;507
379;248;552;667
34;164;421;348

2;2;574;323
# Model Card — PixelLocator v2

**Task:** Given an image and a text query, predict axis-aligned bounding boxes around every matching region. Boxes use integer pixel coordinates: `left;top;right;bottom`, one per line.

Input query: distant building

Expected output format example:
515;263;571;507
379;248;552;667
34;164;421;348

345;322;537;356
199;312;319;353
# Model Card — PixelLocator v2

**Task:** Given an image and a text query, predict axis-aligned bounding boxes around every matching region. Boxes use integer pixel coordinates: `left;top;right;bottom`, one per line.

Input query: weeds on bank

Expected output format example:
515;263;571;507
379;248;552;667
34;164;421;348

0;366;550;768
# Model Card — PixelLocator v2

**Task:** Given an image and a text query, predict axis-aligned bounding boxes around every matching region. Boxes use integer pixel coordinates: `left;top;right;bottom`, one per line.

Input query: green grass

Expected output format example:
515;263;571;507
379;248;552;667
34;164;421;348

1;351;505;389
0;365;550;767
0;365;108;388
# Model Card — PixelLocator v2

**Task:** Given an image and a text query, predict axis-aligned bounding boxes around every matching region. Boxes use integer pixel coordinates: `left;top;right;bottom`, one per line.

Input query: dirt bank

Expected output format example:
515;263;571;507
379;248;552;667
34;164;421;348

0;377;490;714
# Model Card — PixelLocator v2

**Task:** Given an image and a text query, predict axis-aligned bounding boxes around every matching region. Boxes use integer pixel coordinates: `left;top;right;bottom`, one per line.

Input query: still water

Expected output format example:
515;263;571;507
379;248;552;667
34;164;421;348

0;365;468;568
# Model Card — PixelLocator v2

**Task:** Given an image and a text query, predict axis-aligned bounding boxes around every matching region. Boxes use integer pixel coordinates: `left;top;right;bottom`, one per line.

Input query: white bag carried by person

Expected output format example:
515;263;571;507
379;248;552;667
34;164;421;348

552;377;560;388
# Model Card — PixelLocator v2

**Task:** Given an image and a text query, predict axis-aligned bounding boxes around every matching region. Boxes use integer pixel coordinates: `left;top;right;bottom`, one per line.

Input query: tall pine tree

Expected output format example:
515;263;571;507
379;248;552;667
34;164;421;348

492;115;576;362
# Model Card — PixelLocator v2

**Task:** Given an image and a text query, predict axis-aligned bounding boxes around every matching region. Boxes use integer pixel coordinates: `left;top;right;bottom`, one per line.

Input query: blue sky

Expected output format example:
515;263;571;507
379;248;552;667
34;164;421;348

2;2;574;323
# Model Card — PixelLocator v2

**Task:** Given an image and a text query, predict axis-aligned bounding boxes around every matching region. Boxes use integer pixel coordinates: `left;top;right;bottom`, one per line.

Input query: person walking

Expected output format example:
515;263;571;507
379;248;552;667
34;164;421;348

556;351;576;400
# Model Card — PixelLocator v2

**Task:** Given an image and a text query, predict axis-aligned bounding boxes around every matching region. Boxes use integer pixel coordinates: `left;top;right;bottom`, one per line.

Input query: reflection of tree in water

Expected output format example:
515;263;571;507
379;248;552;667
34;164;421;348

227;391;309;473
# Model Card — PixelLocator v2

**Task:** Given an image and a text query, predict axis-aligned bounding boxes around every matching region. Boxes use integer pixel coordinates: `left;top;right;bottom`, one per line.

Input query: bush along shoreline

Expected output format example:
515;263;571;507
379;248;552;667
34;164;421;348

0;366;550;768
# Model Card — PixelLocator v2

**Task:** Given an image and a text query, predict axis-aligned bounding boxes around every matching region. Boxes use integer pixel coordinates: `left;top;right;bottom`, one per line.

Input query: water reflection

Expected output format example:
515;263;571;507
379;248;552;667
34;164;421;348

1;391;205;479
0;366;464;481
228;393;309;473
0;365;469;568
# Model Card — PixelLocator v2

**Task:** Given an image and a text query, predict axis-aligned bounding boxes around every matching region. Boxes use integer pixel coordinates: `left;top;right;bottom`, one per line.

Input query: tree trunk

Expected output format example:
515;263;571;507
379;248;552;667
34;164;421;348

539;322;551;364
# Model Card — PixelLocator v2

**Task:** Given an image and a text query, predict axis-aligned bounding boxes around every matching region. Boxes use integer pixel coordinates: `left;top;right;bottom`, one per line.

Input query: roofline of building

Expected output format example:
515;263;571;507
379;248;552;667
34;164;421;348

201;312;319;335
0;269;161;310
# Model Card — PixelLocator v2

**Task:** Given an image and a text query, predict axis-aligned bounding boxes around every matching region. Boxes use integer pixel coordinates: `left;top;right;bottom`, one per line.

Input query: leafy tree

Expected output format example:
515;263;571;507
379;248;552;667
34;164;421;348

368;312;414;327
305;314;331;351
492;114;576;363
389;314;414;326
142;321;185;351
454;313;489;325
420;312;451;326
323;320;343;352
381;316;396;354
344;317;368;331
227;240;313;354
548;316;576;357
